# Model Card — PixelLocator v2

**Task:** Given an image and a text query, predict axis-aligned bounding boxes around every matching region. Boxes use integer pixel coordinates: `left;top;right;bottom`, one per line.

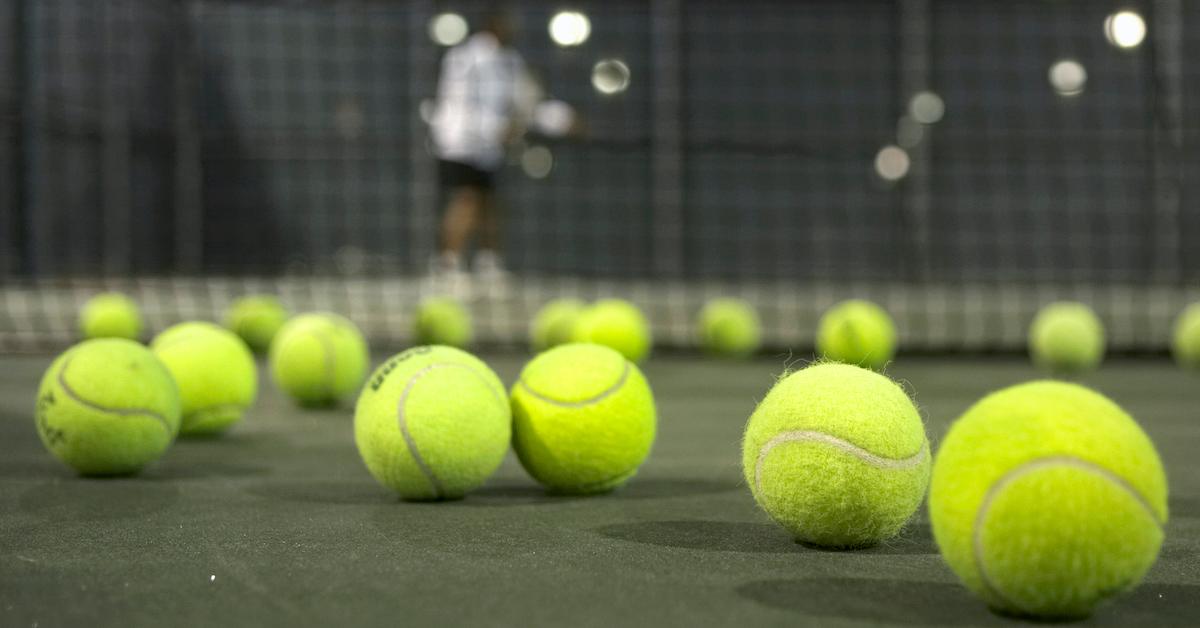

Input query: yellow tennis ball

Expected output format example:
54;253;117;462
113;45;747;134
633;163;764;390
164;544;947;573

1170;303;1200;368
79;292;143;341
929;381;1167;619
269;312;369;407
224;295;289;353
816;299;896;370
34;338;181;476
530;298;585;351
572;299;652;362
354;346;510;501
697;298;761;358
1028;302;1105;374
414;297;472;348
151;322;257;436
742;362;930;548
510;343;656;494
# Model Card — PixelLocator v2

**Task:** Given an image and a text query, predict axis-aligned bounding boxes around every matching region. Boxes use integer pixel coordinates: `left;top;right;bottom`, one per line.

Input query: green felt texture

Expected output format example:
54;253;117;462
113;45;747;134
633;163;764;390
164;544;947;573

78;293;143;341
355;346;509;501
224;295;288;353
572;299;652;363
815;300;896;370
34;339;181;476
151;322;257;436
929;380;1167;619
269;312;369;407
697;298;761;358
1028;302;1105;374
742;363;929;548
414;298;472;348
511;343;656;494
529;298;585;352
1171;303;1200;369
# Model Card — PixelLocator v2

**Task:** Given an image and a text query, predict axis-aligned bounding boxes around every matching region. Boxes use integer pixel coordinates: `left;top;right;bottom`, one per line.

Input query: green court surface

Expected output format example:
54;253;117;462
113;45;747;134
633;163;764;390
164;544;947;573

1;354;1197;627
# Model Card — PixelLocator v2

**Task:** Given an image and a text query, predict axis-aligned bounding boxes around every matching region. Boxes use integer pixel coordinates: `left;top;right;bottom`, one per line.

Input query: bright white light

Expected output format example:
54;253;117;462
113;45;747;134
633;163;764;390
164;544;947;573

591;59;630;95
896;116;924;149
549;11;591;47
522;145;554;179
875;145;910;182
1048;59;1087;97
534;100;575;137
1104;11;1146;49
908;91;945;124
429;13;468;47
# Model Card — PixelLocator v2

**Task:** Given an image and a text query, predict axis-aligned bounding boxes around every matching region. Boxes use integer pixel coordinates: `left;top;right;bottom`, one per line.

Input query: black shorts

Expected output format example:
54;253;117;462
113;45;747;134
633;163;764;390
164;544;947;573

438;159;495;192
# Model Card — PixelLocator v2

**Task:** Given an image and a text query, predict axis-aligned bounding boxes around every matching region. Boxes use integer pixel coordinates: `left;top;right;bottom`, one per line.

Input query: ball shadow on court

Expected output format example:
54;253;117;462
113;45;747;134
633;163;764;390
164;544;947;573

595;519;936;555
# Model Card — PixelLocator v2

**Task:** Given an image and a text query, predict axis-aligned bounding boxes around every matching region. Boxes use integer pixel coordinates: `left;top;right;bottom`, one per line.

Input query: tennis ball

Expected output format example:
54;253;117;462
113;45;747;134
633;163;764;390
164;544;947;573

79;292;143;341
510;343;656;494
742;362;929;548
530;298;585;351
355;346;510;501
816;299;896;370
270;312;369;407
697;298;761;358
224;295;288;353
1028;302;1105;374
34;338;181;476
929;381;1166;619
1170;303;1200;368
572;299;652;363
414;297;472;348
151;322;257;436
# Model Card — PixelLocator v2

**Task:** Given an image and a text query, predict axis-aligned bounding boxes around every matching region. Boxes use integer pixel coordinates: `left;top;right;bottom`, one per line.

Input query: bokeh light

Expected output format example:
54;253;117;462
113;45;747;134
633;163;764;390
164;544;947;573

429;13;468;47
549;11;591;47
1104;10;1146;49
875;145;910;182
522;145;554;179
592;59;631;95
909;91;945;124
1048;59;1087;97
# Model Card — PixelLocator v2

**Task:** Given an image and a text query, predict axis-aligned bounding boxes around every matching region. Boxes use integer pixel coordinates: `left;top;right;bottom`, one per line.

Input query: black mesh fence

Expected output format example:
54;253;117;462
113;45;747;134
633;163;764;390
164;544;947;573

2;0;1199;352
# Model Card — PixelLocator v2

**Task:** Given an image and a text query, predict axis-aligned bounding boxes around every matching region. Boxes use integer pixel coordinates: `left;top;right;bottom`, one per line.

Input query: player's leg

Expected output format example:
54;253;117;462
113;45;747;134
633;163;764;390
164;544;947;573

475;189;507;278
439;185;483;272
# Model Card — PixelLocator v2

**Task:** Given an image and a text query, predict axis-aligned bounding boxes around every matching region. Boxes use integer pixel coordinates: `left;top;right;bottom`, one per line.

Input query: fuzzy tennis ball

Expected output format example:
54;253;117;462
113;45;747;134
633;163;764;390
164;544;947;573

816;299;896;370
355;346;510;501
572;299;652;363
742;362;929;548
530;298;585;352
151;322;257;436
1028;302;1105;374
270;312;369;407
224;295;288;353
414;297;472;348
78;292;143;341
697;298;761;358
1170;303;1200;368
34;338;181;476
929;380;1167;619
511;343;656;494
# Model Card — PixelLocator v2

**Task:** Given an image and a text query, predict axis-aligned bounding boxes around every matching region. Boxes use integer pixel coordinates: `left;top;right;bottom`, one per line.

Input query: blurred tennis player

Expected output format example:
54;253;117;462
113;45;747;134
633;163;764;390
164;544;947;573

427;11;576;297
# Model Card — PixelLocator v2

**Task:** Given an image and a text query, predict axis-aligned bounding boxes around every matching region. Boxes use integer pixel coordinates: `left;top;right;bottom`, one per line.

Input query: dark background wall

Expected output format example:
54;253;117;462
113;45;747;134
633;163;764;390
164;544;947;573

1;0;1190;283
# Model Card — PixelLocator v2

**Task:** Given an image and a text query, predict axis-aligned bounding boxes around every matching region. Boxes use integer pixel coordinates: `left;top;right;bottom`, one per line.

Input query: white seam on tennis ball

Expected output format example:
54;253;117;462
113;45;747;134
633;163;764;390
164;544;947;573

395;362;506;498
56;357;172;433
971;455;1164;610
516;361;631;408
753;431;928;494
